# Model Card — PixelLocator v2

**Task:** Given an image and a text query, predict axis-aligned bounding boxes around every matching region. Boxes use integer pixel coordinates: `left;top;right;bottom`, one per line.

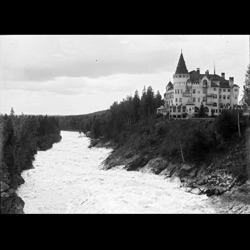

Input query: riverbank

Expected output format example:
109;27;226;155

91;133;250;214
0;134;62;214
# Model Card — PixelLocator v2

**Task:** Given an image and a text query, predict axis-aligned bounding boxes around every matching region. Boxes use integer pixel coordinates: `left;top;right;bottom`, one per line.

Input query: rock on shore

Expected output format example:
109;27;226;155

1;133;62;214
100;143;250;214
1;181;24;214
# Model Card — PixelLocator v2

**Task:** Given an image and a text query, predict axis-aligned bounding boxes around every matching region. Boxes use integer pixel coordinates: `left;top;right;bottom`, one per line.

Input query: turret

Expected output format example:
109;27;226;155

173;52;189;79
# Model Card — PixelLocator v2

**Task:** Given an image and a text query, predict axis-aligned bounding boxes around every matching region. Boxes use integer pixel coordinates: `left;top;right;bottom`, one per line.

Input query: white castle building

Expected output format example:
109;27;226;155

161;52;240;118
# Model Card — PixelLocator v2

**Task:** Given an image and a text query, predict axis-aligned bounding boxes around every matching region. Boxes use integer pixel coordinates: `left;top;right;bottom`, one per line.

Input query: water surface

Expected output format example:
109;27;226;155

17;131;216;213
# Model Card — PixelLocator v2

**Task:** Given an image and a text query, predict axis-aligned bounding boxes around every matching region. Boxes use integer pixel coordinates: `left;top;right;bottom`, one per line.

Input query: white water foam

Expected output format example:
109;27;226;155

17;131;216;214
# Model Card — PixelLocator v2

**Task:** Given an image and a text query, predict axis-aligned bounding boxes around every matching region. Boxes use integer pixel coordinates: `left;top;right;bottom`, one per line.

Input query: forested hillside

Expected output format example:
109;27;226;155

55;86;164;141
0;111;61;214
56;84;249;198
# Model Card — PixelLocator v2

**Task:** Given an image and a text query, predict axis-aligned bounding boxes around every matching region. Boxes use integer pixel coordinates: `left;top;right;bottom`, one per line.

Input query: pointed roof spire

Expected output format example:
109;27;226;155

175;51;188;74
214;61;216;75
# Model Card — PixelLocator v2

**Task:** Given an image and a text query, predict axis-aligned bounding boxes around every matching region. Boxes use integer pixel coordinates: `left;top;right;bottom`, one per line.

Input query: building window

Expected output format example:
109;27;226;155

234;89;238;92
198;97;200;102
179;98;182;103
181;89;183;93
198;91;200;94
213;103;217;107
227;95;230;99
223;96;226;99
227;89;230;92
203;89;206;94
203;97;206;102
219;95;222;99
193;97;196;102
193;89;196;94
175;89;177;94
214;88;216;91
214;94;217;99
176;98;178;103
178;89;179;94
235;96;237;99
223;89;226;92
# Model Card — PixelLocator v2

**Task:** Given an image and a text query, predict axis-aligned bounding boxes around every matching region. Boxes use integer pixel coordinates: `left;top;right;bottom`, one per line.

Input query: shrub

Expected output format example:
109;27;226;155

214;110;238;140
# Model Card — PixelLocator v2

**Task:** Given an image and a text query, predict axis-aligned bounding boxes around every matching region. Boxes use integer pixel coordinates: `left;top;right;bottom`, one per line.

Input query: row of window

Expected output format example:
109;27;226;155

174;75;189;78
221;95;230;100
174;88;237;94
170;107;222;114
218;95;237;100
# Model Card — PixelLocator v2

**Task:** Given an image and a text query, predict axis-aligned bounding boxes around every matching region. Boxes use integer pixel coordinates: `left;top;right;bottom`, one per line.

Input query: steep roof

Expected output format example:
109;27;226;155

166;81;173;90
189;70;234;88
175;53;188;74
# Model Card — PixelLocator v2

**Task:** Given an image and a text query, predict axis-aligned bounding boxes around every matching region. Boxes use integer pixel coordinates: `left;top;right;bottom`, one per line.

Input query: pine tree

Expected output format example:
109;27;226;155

10;107;15;116
242;64;250;106
146;86;155;116
132;90;141;122
198;102;206;118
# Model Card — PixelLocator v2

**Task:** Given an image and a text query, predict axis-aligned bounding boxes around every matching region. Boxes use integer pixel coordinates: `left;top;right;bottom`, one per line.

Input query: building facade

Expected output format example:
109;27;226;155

163;52;240;118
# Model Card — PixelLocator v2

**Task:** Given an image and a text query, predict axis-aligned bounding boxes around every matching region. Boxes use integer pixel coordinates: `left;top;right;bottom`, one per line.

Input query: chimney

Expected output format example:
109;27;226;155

205;70;209;75
221;72;225;79
229;77;234;87
197;68;200;74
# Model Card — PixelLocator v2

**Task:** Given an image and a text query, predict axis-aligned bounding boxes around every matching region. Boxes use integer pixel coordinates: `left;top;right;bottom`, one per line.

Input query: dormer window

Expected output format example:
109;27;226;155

203;80;208;87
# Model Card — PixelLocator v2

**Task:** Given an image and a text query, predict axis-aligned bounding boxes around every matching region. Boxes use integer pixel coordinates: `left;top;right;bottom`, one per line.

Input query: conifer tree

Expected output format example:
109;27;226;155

242;64;250;106
198;102;206;118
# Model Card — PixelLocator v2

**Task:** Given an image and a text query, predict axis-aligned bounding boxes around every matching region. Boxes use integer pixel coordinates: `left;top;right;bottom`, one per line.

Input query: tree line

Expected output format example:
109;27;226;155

56;86;164;141
0;110;61;190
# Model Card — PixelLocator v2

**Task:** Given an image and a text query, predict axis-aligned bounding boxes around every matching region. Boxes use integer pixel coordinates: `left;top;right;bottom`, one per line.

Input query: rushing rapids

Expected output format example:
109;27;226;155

17;131;217;214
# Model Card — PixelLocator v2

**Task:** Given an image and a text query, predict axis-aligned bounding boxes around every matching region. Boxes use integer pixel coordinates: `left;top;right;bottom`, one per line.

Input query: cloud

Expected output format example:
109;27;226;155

1;35;177;83
1;35;248;103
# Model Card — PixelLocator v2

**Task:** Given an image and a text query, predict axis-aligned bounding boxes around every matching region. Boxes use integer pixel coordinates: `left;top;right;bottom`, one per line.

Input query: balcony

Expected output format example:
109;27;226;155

183;93;191;97
206;93;214;98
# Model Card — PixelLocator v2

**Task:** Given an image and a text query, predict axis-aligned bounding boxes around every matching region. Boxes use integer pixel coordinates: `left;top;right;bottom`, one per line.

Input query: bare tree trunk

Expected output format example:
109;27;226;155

238;112;241;137
179;143;185;163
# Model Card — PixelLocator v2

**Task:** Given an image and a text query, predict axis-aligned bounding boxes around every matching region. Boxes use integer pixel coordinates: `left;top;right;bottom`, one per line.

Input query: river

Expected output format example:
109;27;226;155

17;131;217;214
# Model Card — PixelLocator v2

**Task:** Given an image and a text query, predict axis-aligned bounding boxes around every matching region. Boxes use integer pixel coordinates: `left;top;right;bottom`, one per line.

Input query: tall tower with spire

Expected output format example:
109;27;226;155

174;51;188;75
172;51;190;106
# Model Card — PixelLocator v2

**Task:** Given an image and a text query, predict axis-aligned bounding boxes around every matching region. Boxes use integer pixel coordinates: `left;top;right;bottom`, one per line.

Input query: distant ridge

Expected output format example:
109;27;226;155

54;110;108;117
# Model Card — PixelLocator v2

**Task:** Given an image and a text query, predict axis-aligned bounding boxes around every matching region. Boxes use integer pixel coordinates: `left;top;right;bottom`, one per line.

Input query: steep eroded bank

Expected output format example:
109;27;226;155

93;131;250;214
1;114;62;214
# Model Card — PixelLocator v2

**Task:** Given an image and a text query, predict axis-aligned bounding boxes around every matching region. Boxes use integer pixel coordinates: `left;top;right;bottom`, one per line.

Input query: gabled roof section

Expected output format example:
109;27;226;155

219;81;230;88
175;52;188;74
189;71;227;82
189;70;235;88
166;81;173;91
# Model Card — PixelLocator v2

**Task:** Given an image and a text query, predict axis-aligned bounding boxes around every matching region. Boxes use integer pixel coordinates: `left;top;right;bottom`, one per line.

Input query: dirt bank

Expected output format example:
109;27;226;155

93;135;250;214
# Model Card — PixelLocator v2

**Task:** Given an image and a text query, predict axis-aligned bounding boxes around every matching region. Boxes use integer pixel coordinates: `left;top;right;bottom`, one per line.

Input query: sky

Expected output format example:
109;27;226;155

0;35;249;115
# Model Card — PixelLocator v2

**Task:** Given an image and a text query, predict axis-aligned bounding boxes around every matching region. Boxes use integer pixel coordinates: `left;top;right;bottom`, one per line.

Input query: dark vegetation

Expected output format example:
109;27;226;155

0;110;61;214
54;85;249;180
